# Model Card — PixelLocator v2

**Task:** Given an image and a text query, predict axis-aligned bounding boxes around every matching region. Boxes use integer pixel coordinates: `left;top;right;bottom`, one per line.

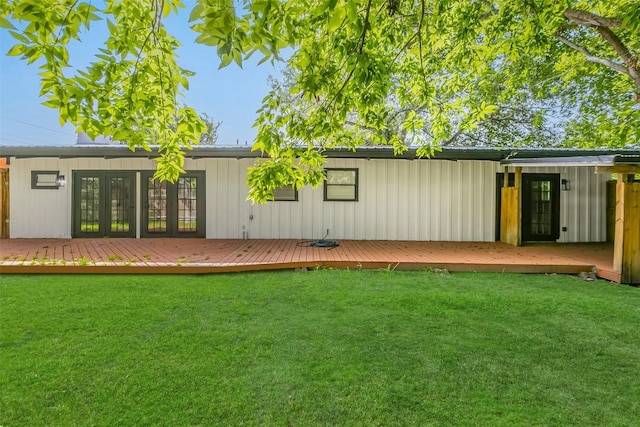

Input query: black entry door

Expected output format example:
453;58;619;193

73;171;136;237
496;173;560;242
142;171;205;237
521;174;560;241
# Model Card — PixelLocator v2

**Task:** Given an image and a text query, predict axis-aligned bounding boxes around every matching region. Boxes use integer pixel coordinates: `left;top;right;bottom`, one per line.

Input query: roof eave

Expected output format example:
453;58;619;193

1;145;638;162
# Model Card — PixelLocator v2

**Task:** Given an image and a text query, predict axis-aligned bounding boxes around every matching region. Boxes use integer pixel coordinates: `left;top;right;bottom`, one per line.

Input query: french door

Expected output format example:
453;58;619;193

73;171;136;237
521;174;560;241
141;171;205;237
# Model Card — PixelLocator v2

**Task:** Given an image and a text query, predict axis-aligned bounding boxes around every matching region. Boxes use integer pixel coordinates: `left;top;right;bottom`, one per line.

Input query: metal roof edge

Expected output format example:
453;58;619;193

0;145;265;160
500;155;618;167
1;145;638;161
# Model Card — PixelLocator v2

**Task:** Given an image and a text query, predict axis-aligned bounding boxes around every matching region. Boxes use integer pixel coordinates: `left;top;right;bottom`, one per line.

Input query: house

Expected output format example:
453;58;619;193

0;145;638;282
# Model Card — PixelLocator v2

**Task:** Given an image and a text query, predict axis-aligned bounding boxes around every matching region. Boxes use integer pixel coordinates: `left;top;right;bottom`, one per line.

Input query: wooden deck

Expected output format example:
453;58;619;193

0;238;619;282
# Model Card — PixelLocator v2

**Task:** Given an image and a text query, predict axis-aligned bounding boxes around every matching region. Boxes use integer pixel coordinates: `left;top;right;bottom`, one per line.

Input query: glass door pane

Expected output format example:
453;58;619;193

177;177;198;233
79;176;101;233
147;178;167;233
109;176;131;233
530;180;552;236
522;174;560;242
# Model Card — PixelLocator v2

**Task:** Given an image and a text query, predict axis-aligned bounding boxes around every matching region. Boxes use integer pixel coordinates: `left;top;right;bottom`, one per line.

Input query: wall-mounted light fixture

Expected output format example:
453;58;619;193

561;178;570;191
56;175;66;187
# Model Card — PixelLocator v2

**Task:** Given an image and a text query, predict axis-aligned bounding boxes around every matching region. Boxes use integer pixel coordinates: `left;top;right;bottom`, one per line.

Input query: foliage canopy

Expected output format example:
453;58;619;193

2;0;639;201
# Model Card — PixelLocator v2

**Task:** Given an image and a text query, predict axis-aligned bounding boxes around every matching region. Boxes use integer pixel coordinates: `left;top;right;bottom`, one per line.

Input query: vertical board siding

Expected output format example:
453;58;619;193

11;158;70;238
10;157;156;238
231;160;605;242
8;157;607;242
525;166;607;243
242;158;499;241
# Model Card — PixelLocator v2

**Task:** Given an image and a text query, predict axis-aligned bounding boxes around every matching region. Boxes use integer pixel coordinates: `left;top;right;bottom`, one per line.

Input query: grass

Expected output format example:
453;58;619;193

1;270;639;426
80;222;130;233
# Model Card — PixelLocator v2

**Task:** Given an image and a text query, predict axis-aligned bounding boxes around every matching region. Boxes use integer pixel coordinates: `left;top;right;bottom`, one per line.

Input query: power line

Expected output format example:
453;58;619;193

0;115;74;136
0;136;32;144
0;132;51;143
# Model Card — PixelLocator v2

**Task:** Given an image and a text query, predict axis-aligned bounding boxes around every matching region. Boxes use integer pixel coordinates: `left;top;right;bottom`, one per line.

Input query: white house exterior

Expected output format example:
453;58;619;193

1;145;636;242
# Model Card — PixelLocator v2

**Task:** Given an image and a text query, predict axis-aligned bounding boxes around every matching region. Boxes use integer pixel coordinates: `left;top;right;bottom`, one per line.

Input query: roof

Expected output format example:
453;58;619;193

0;144;638;162
500;154;640;167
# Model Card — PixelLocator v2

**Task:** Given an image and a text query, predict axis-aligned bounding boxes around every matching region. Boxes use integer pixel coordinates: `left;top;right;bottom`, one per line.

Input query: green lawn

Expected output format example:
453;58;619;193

1;271;639;426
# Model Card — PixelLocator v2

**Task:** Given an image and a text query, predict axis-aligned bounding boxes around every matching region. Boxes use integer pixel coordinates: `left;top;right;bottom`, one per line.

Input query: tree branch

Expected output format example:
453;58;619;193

358;0;373;55
554;33;629;75
594;26;640;90
559;8;640;93
417;0;428;88
324;0;373;110
388;32;418;68
55;0;81;44
563;9;622;28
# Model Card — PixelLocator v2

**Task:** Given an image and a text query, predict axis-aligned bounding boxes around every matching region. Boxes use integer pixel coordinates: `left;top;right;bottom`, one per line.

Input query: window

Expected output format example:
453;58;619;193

272;184;298;201
324;168;358;201
31;171;62;189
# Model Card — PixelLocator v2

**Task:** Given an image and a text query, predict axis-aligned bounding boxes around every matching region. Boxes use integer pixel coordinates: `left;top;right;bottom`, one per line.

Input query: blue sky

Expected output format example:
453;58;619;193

0;6;282;147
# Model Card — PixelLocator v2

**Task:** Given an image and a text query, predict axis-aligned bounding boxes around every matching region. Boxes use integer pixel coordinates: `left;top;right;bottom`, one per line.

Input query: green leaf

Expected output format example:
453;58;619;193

162;0;171;18
6;44;25;56
233;49;243;67
328;8;345;32
106;19;116;34
41;99;60;108
345;1;358;21
8;30;29;43
189;4;203;22
0;16;16;30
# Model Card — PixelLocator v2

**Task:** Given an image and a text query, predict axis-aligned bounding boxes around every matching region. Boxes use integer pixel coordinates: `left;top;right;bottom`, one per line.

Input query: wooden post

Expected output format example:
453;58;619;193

515;167;522;247
613;175;640;284
500;166;508;243
0;168;9;239
500;166;522;246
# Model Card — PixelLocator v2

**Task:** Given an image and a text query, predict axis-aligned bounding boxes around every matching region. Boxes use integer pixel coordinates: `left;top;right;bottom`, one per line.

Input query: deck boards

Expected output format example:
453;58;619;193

0;238;617;282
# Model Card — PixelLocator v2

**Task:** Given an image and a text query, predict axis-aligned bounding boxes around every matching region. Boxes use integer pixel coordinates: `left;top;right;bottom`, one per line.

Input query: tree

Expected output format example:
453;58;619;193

198;112;220;145
166;109;219;145
267;65;573;149
2;0;206;182
79;110;220;145
2;0;639;201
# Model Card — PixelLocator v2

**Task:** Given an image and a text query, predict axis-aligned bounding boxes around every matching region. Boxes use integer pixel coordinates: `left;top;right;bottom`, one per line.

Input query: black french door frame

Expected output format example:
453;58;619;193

521;174;560;242
72;171;136;237
496;173;561;242
141;171;206;238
